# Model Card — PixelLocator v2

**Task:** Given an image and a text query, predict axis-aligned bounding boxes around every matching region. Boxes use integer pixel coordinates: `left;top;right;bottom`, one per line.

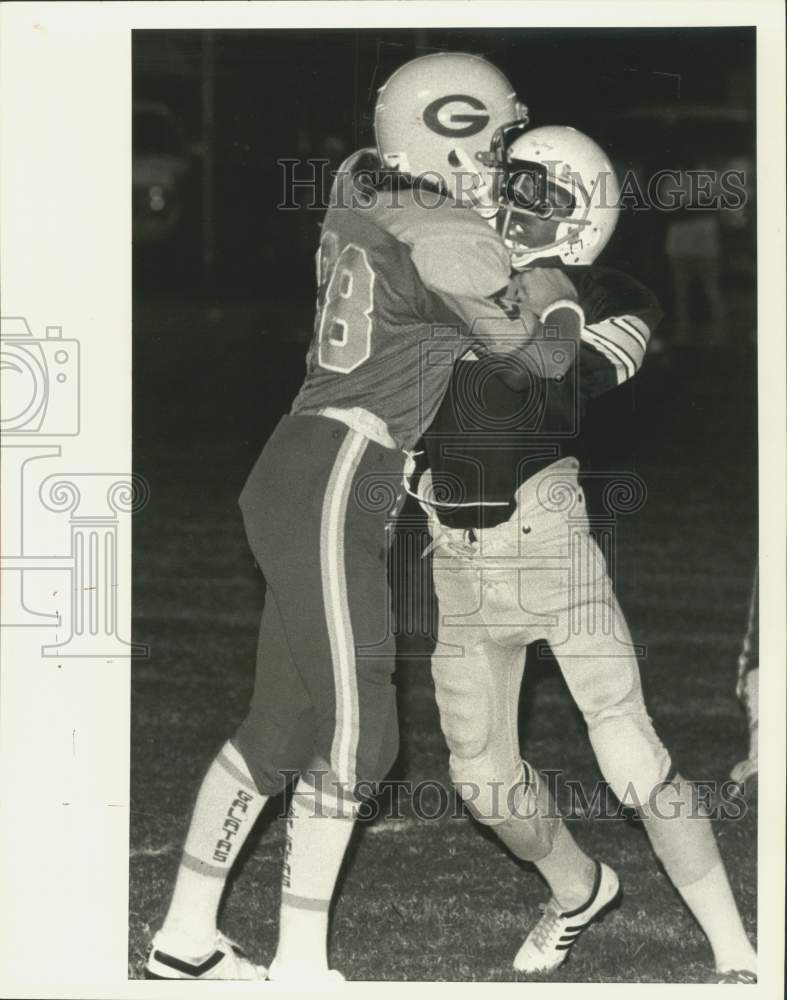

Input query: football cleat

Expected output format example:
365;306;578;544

513;860;621;975
144;930;266;980
715;968;757;984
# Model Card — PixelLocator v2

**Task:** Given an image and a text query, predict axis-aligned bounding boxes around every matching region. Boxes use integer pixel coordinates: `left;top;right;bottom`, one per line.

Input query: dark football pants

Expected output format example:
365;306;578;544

233;414;403;798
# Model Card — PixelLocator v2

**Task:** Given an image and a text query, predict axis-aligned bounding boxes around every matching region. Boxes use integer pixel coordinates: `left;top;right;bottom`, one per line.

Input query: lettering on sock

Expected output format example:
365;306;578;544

212;789;254;863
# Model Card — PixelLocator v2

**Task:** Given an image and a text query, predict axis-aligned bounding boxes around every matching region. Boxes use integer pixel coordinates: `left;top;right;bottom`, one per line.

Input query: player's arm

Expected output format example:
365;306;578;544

574;267;663;397
411;226;583;389
494;267;585;389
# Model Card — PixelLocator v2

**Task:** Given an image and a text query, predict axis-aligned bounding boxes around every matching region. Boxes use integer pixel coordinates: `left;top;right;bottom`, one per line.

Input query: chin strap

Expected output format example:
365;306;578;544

450;146;499;219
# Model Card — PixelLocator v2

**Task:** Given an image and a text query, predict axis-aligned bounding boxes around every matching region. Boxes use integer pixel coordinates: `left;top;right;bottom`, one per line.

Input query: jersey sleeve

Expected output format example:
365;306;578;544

406;213;539;352
410;224;511;300
575;266;663;394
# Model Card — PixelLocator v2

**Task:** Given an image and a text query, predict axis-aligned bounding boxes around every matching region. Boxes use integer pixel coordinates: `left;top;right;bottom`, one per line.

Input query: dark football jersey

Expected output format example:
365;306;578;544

420;265;662;528
289;150;539;451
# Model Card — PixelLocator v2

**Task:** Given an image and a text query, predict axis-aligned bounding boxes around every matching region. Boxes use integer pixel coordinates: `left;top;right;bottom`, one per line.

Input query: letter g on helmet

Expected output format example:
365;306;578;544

374;52;528;203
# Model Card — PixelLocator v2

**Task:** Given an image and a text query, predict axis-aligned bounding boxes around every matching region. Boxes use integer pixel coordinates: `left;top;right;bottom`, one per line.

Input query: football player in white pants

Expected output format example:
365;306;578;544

417;127;757;983
730;565;758;784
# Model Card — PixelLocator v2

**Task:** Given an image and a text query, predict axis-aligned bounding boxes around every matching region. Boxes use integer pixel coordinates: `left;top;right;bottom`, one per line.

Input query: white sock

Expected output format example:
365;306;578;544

160;740;267;955
677;862;757;973
272;770;358;976
642;772;756;973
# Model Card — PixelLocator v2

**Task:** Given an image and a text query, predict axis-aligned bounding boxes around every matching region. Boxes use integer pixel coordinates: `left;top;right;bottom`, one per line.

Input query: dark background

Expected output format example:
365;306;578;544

130;29;758;982
133;28;755;298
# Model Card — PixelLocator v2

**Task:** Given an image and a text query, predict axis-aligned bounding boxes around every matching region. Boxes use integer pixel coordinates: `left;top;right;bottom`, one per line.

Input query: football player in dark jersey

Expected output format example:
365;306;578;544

145;54;583;984
416;126;757;983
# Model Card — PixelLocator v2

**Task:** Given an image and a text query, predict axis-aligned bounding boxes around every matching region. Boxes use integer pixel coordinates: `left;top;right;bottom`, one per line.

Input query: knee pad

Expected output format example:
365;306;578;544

432;649;555;860
452;757;558;862
586;701;721;889
493;764;561;863
435;660;508;822
586;708;672;808
641;771;721;887
431;656;491;762
450;750;513;825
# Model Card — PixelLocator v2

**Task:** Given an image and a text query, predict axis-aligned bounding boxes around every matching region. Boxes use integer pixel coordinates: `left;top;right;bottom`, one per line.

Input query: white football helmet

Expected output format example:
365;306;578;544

374;52;529;213
493;125;620;268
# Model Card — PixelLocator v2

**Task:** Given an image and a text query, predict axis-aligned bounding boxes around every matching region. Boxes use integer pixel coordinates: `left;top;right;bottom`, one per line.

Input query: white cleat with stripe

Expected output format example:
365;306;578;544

513;861;621;976
145;930;267;980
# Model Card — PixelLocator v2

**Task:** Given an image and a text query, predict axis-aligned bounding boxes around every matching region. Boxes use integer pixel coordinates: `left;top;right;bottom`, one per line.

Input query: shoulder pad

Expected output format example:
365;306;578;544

377;196;510;298
378;193;495;247
329;147;380;210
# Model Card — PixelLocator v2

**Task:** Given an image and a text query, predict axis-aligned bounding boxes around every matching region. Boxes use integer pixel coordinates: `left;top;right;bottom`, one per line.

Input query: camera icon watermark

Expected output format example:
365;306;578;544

1;315;147;658
1;317;80;437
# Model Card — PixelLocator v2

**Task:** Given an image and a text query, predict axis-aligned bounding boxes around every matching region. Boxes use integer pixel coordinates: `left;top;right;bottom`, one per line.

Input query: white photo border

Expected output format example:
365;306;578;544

0;2;783;997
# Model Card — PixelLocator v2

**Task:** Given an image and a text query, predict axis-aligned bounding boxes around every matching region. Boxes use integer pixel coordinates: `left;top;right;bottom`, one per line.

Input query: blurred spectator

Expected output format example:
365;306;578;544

664;167;726;348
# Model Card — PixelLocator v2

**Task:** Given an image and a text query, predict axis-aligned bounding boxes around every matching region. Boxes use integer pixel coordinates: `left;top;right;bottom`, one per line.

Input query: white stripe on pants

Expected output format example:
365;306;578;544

320;428;368;787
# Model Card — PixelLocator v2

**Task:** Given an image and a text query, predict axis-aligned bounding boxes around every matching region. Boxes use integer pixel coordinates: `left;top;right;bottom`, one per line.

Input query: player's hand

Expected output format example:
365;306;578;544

508;267;579;319
491;268;583;389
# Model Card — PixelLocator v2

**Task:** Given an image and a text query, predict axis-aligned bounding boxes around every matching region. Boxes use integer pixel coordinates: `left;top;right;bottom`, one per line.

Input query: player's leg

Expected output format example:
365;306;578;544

552;532;756;975
147;587;305;980
430;524;622;975
431;631;558;857
232;590;318;795
268;547;398;982
731;565;758;783
432;567;623;977
238;415;402;980
430;539;597;911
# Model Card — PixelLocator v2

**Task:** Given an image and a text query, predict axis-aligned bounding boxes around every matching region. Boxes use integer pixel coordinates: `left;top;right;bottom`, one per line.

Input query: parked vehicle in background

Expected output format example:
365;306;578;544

133;101;192;244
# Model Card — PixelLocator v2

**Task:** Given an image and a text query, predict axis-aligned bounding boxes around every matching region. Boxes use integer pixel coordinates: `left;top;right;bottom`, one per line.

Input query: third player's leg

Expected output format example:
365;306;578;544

549;530;756;973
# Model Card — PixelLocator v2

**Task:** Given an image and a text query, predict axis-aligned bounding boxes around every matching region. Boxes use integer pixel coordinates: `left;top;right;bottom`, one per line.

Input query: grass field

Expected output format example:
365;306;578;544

130;296;757;982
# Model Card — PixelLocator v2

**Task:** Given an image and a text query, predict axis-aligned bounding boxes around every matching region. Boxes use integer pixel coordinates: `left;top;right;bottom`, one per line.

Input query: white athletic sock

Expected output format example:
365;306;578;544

640;772;755;972
160;740;267;956
677;862;757;973
272;770;358;976
534;820;597;911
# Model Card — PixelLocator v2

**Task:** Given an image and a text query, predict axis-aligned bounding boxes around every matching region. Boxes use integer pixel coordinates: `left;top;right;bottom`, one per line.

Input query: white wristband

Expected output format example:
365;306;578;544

540;299;586;327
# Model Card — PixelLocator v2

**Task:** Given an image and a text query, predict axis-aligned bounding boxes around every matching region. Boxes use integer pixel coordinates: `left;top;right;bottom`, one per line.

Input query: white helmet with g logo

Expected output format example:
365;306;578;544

374;52;529;209
495;125;621;268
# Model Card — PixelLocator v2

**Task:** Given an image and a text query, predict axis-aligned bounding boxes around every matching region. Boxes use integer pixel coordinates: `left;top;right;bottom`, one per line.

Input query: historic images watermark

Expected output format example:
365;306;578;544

0;316;148;657
277;159;749;214
273;767;750;824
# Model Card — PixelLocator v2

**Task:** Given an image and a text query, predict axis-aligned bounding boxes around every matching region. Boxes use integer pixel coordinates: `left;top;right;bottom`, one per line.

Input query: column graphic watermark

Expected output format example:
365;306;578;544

1;316;148;657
